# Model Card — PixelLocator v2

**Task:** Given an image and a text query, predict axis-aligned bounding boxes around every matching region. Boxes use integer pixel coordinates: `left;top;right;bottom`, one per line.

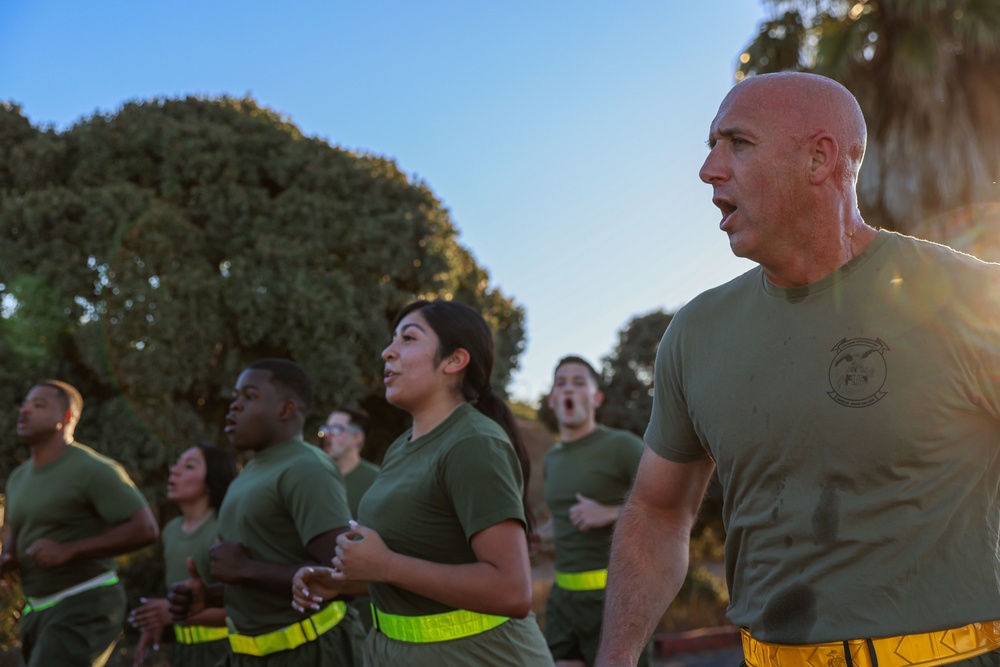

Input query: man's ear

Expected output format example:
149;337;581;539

808;132;839;185
442;348;471;376
593;389;605;410
276;399;298;421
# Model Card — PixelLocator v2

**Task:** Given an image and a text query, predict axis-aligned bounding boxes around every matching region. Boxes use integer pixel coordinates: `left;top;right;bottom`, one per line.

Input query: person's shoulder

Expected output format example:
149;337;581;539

69;441;129;471
596;425;643;446
884;231;1000;289
886;231;997;269
287;439;338;471
6;458;31;485
671;266;763;328
451;404;509;443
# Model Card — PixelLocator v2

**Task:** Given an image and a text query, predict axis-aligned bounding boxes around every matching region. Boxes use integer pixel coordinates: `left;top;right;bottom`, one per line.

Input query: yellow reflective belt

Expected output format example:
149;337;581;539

23;571;120;615
227;600;346;656
175;624;229;645
371;605;509;643
741;621;1000;667
555;569;608;591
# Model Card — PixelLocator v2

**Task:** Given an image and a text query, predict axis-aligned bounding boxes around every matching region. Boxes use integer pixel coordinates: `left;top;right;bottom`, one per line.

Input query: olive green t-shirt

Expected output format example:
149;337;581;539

358;403;525;616
543;426;643;572
162;513;219;593
5;442;150;597
216;436;351;634
646;231;1000;643
344;459;379;519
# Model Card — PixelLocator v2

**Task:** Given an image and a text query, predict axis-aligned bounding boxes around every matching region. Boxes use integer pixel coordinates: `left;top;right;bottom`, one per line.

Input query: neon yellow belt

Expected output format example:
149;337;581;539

227;600;346;656
555;568;608;591
371;605;509;643
741;621;1000;667
23;571;120;615
175;624;229;645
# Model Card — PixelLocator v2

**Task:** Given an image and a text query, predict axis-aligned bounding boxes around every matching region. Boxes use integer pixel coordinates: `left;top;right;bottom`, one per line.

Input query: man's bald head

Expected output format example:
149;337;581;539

722;72;867;188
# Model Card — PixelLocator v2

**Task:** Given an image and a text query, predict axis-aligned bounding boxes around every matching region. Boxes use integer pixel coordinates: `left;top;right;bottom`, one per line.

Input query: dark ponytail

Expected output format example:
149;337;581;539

392;300;535;533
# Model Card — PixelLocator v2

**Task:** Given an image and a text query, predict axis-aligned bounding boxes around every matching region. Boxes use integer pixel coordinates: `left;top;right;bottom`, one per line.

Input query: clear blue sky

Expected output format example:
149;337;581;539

1;1;768;402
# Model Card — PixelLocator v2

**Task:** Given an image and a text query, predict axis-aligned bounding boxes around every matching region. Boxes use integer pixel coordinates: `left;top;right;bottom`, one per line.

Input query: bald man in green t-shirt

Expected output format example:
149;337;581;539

1;380;158;667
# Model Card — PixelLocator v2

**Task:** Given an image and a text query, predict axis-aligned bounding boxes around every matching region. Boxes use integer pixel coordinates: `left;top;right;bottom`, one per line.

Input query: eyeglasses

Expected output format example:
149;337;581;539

318;424;354;438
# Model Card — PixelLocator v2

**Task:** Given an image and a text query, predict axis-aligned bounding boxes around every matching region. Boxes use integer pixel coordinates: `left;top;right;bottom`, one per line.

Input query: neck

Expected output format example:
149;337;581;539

763;215;876;288
256;428;301;453
559;418;599;444
178;498;213;532
336;450;362;476
410;394;465;440
30;434;71;467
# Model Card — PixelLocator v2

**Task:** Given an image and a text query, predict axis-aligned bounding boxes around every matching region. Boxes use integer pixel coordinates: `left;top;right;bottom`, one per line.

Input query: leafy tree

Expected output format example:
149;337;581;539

738;0;1000;259
0;96;527;650
599;310;673;436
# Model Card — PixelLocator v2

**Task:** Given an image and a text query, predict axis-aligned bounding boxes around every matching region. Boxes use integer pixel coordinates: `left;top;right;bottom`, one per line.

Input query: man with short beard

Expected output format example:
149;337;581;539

542;356;649;667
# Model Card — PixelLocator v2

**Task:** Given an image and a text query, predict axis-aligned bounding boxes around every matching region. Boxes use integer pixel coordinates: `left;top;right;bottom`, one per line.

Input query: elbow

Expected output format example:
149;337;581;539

139;521;159;547
497;582;533;619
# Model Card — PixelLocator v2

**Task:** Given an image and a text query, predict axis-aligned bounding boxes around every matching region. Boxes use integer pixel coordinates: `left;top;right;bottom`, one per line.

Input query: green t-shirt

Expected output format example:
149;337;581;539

358;403;525;616
5;442;150;597
543;426;643;572
162;513;219;593
216;436;352;634
646;231;1000;643
344;459;379;519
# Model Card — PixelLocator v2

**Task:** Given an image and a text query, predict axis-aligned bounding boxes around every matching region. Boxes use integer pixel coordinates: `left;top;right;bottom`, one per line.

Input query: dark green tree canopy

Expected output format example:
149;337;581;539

0;96;525;487
738;0;1000;259
599;309;673;437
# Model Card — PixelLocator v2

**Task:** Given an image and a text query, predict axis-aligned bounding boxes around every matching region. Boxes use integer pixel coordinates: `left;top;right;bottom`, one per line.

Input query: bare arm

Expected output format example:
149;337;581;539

595;447;716;667
334;519;533;618
25;506;158;569
210;527;349;598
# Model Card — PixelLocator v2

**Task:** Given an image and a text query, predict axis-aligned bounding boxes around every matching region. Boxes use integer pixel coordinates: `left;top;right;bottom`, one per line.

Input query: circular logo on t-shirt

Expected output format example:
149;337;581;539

827;337;889;407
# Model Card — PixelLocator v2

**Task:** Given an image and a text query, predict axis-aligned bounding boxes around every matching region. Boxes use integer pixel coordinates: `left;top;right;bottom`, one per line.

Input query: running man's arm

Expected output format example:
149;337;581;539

210;526;352;598
25;505;158;569
595;447;715;667
568;494;624;531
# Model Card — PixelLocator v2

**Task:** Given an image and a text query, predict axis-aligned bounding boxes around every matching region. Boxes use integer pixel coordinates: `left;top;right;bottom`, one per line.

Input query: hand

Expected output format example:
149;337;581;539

132;624;163;666
332;521;392;582
291;566;340;613
569;493;618;532
0;551;18;578
168;557;206;622
128;596;171;630
25;538;76;568
210;541;251;584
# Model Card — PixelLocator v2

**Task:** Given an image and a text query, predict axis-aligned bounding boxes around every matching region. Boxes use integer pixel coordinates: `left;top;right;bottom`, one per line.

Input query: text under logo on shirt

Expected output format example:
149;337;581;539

827;337;890;408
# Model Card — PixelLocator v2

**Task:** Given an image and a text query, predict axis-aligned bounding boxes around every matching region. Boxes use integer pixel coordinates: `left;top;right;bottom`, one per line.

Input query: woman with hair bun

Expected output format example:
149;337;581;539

293;300;549;665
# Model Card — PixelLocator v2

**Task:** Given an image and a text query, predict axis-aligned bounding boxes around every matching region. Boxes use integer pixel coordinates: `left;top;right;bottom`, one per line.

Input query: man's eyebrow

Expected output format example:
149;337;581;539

707;126;751;148
399;323;426;334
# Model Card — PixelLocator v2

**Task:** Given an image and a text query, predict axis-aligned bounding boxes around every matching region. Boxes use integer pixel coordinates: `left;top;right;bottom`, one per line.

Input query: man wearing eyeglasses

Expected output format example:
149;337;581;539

319;408;380;520
319;407;380;632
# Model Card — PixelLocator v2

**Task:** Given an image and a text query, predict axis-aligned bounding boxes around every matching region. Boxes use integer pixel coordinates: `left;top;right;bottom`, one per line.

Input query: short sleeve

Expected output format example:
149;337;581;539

644;318;710;463
441;434;524;540
280;450;352;546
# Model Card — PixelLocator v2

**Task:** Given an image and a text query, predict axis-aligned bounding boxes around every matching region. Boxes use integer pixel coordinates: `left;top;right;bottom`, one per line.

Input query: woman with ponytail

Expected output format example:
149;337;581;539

292;300;549;665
